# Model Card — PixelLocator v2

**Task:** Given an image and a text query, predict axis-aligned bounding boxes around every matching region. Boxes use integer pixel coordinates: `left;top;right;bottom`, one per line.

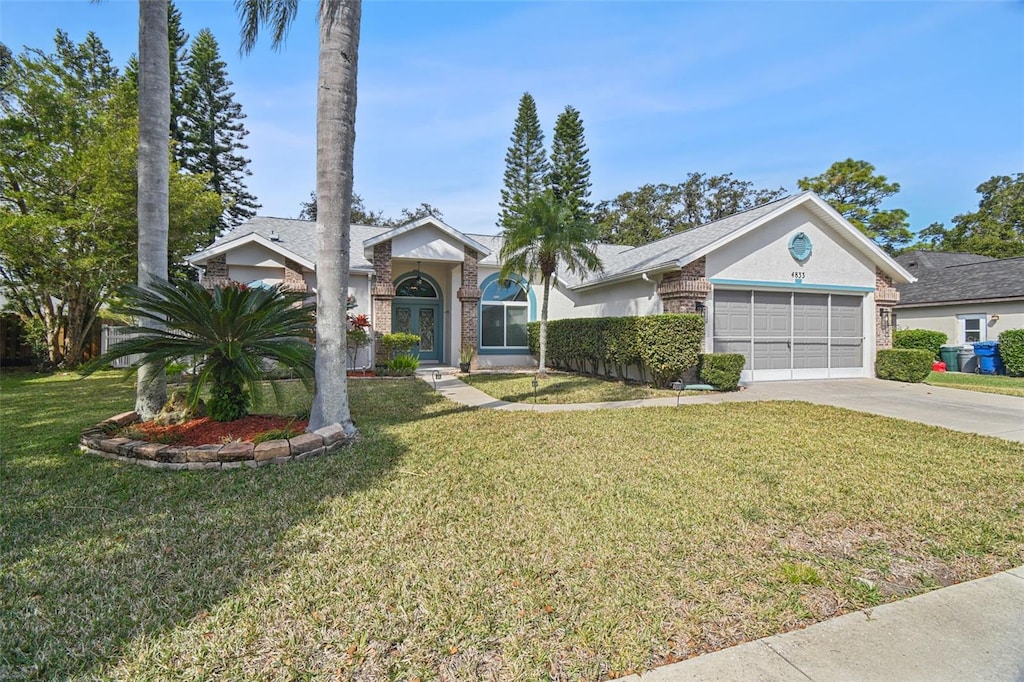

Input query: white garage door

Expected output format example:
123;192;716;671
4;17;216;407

712;290;865;381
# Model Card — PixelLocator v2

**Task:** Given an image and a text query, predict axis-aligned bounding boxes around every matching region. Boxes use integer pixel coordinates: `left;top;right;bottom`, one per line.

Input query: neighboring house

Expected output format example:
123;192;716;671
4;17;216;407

188;191;914;382
894;251;1024;345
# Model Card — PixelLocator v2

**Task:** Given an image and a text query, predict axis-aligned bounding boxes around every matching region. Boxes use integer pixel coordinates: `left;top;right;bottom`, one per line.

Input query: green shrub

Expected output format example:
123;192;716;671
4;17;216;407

83;280;314;422
698;353;746;391
875;348;933;382
379;332;421;358
998;328;1024;377
636;314;704;387
386;353;420;376
532;314;702;385
893;329;948;358
252;422;304;444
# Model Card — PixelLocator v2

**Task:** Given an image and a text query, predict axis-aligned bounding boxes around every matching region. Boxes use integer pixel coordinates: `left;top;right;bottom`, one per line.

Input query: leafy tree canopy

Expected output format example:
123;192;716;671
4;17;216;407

0;32;221;368
910;173;1024;258
298;191;442;227
797;158;911;255
596;173;787;246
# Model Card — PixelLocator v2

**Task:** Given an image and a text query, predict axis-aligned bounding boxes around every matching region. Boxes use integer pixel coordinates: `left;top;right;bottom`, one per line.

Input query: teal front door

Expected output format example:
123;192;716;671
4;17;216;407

392;301;441;362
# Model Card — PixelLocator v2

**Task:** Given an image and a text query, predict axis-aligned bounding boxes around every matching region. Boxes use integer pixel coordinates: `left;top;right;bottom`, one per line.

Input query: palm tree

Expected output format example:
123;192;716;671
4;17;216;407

499;190;603;374
135;0;171;419
88;280;315;422
235;0;359;436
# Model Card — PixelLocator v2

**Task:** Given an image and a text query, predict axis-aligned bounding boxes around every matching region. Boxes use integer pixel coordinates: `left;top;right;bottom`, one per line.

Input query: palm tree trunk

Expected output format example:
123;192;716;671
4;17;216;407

538;274;551;375
136;0;170;419
308;0;360;436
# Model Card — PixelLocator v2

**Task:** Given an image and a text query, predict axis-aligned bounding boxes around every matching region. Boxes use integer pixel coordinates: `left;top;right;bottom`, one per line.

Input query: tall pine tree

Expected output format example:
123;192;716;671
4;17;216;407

548;105;592;222
167;0;190;167
179;28;259;238
498;92;549;231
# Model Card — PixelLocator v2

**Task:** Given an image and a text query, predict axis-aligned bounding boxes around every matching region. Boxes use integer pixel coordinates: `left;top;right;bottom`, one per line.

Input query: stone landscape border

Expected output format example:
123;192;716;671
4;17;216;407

79;411;348;470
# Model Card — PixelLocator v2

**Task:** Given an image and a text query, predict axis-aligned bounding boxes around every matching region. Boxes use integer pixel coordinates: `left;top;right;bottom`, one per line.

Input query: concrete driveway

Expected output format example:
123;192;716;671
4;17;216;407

730;378;1024;443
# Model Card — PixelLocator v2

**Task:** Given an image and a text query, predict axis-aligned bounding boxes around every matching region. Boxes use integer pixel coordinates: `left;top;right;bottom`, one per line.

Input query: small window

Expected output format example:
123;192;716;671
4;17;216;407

958;314;987;344
480;277;530;348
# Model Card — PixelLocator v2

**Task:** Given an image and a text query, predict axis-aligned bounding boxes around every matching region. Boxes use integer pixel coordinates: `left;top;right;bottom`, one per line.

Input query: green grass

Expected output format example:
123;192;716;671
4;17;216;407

2;370;1023;680
925;371;1024;397
462;371;688;403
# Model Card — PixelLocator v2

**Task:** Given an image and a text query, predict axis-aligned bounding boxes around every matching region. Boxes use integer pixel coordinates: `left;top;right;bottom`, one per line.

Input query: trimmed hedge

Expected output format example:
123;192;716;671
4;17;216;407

527;313;703;387
876;348;933;383
998;328;1024;377
698;353;745;391
893;329;948;358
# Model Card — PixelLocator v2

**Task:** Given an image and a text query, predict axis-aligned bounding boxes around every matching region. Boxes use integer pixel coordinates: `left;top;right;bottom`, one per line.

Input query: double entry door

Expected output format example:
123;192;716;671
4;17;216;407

392;301;441;362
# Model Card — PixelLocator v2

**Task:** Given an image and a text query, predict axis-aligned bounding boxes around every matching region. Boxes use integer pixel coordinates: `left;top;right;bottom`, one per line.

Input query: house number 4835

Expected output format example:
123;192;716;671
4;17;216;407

791;271;806;279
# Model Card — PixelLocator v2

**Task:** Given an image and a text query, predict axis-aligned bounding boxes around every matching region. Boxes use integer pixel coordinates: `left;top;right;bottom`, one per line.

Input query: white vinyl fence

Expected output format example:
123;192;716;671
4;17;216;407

100;325;141;368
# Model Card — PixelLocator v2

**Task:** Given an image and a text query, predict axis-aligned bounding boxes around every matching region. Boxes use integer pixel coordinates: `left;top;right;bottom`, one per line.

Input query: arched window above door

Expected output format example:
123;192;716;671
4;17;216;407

395;275;438;298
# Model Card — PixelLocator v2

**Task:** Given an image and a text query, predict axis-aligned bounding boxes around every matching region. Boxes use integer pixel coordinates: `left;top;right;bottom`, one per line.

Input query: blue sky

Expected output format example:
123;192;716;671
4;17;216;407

2;1;1022;236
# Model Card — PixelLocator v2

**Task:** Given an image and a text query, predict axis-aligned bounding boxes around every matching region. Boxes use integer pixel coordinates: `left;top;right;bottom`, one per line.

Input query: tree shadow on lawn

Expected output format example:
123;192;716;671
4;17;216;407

0;373;437;680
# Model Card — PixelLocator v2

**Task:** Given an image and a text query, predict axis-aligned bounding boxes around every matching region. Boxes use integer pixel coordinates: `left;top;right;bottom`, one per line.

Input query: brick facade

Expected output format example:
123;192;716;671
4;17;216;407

657;257;712;313
283;259;307;292
874;268;900;349
202;255;230;289
371;241;395;364
457;246;482;368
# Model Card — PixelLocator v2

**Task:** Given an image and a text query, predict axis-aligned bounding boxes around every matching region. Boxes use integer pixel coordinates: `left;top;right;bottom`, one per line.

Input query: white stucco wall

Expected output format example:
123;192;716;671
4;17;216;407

706;206;877;288
895;301;1024;345
391;226;465;262
225;242;287;268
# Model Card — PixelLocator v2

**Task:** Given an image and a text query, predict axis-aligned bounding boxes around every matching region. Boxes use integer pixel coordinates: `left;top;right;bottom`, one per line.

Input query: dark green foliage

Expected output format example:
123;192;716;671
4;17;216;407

917;174;1024;258
797;158;911;255
529;314;702;386
549;105;592;222
498;92;549;231
875;349;933;383
698;353;746;391
635;315;705;387
83;280;315;421
893;329;948;358
379;332;421;358
998;329;1024;377
386;353;420;376
595;173;787;246
179;28;259;235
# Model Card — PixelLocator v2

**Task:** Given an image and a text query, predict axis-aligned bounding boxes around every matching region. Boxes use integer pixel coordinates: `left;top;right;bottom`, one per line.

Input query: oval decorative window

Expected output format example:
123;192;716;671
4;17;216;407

789;232;812;262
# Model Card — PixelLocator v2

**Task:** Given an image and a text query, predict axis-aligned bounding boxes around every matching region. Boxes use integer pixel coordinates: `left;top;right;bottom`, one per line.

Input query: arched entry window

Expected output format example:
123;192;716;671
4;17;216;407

480;275;530;349
395;275;438;298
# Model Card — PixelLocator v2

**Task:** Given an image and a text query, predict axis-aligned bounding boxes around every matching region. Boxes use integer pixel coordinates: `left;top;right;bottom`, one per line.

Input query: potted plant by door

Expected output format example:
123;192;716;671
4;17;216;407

459;344;475;373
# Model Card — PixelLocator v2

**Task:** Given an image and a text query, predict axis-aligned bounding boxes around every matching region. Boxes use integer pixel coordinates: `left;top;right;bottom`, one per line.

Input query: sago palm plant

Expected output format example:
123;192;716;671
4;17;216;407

87;280;315;421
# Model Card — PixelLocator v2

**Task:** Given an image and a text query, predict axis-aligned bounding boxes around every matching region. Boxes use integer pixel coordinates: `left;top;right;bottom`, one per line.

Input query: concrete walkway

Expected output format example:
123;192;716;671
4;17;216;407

621;567;1024;682
418;370;1024;442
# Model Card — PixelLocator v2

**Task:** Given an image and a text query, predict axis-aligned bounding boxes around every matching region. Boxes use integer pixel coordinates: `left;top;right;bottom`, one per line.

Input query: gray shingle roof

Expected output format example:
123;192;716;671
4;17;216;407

208;216;390;271
895;252;1024;306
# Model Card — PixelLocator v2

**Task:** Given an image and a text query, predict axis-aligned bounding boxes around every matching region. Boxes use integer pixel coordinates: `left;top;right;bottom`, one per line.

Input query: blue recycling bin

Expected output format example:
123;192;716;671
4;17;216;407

972;341;1001;375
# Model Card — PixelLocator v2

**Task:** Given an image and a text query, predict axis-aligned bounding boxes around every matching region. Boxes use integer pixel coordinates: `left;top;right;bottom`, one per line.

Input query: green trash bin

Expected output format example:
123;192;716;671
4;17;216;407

939;345;960;372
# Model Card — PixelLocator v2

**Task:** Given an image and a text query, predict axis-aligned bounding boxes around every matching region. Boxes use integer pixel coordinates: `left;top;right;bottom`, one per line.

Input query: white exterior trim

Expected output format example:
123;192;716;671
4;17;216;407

187;232;317;271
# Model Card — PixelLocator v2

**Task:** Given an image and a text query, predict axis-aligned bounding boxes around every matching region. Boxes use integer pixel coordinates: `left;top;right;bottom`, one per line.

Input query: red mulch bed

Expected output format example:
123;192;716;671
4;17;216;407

128;415;308;447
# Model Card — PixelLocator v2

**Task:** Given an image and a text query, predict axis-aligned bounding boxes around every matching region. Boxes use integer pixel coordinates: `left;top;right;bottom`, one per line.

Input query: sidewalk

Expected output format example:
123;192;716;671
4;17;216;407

621;567;1024;681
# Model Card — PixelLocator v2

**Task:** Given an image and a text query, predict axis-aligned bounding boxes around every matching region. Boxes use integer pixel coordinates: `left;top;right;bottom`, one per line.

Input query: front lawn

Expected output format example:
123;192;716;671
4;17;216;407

925;370;1024;398
3;371;1023;680
462;371;685;403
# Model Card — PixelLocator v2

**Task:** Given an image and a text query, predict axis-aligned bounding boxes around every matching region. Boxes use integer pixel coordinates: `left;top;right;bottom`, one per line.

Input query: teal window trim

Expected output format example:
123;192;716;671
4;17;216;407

478;272;535;350
708;278;874;293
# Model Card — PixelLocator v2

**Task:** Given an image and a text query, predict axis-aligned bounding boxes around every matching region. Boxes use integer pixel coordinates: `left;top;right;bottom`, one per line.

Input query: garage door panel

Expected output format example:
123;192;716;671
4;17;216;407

831;338;863;368
753;292;791;337
793;341;828;369
713;339;751;368
794;294;828;336
753;340;790;369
